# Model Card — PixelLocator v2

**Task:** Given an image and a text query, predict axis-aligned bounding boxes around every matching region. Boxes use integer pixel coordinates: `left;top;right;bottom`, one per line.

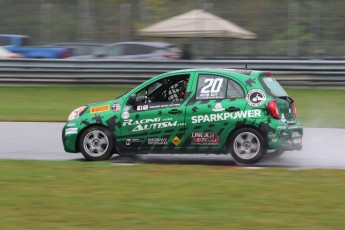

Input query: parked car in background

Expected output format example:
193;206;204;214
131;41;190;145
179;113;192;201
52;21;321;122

0;34;72;59
0;47;23;58
48;42;106;56
68;41;181;60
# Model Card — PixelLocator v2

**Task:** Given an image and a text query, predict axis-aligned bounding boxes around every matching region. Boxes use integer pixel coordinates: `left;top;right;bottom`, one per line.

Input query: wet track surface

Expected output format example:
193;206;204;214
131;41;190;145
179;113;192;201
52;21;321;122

1;122;344;169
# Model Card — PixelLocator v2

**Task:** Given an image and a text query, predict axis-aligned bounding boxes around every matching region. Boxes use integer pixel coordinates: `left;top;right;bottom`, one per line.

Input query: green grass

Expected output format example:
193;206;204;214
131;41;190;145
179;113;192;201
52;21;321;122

0;86;344;127
286;88;345;128
0;160;344;229
0;86;130;122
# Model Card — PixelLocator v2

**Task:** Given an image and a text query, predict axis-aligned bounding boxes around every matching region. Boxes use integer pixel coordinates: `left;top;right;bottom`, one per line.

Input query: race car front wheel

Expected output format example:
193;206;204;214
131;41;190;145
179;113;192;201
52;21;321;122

229;128;266;164
79;126;114;161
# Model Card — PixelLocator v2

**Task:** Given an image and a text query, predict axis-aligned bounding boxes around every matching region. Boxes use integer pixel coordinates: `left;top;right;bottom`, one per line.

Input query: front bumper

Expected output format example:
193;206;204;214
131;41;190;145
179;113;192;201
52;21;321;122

62;123;79;153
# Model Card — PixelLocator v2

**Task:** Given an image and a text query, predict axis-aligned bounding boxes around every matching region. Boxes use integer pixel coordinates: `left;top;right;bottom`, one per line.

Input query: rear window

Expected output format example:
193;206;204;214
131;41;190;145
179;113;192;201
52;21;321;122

261;77;288;97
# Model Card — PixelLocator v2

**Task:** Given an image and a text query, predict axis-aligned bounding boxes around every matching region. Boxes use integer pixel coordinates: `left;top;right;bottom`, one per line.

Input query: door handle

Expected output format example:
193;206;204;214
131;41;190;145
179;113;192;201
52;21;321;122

168;109;182;114
225;107;240;112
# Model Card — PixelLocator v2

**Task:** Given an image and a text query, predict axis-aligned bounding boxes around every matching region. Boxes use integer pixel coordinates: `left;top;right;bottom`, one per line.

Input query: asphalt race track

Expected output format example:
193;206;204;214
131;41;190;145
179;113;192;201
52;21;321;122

1;122;344;169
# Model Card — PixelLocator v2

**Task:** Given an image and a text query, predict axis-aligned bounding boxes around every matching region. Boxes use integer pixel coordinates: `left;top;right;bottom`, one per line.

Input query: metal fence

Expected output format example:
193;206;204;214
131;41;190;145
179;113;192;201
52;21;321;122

0;59;344;87
1;0;345;58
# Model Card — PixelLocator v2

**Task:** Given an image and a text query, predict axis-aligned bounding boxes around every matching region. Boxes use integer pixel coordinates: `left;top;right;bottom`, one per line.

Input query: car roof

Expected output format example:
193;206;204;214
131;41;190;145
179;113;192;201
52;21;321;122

166;68;265;77
106;41;176;48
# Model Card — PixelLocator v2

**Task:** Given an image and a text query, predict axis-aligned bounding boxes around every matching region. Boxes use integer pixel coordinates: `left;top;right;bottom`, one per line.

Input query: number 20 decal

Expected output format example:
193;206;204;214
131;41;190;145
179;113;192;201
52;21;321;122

200;78;224;94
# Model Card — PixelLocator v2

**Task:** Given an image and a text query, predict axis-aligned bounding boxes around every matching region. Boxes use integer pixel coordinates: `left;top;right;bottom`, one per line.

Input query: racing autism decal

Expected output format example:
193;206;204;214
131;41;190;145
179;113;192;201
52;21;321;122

123;117;185;132
246;89;266;107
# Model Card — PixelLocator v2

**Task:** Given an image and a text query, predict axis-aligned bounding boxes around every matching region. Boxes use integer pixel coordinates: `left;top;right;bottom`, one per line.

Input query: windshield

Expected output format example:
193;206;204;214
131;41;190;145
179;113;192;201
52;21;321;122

261;77;288;97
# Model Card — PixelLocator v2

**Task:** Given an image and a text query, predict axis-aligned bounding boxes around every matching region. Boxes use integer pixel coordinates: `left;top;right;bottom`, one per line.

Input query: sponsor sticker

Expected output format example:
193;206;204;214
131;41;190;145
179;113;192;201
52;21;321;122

172;136;181;146
65;128;78;135
246;89;266;107
121;106;130;119
191;109;262;124
212;103;225;112
66;123;76;127
112;103;121;112
190;132;219;145
125;139;132;146
148;138;168;145
292;131;300;137
125;138;142;146
90;105;110;114
137;105;149;111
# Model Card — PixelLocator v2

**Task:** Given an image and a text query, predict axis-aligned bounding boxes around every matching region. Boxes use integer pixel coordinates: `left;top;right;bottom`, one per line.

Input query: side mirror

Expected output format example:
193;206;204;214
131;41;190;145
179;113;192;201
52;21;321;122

128;94;137;109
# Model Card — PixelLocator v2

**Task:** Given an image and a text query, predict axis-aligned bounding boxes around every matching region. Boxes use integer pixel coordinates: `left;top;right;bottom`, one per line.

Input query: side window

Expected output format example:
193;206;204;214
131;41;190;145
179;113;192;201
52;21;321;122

196;75;227;100
0;37;11;46
227;79;244;98
105;45;125;56
136;75;190;104
125;45;154;55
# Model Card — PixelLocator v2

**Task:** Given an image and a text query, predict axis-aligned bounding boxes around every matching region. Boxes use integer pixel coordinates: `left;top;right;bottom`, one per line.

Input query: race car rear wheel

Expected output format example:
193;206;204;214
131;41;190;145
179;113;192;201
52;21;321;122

229;128;266;164
79;126;114;161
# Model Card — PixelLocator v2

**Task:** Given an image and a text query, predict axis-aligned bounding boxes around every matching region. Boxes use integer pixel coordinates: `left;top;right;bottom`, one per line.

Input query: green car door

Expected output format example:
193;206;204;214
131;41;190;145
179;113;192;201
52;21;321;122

184;72;252;152
117;73;193;153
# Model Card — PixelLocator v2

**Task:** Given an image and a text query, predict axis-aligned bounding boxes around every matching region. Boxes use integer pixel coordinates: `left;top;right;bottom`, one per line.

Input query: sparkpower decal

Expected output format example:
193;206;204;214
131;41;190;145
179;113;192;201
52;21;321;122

90;105;110;114
246;89;266;107
123;117;184;132
191;109;262;124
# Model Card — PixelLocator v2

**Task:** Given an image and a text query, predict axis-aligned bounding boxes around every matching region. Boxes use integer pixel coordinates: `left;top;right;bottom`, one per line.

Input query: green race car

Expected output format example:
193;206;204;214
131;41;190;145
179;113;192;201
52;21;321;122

62;69;303;164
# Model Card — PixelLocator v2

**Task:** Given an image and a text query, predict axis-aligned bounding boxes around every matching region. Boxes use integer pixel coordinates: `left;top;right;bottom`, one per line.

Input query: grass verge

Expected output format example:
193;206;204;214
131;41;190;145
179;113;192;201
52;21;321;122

0;86;344;127
1;160;345;229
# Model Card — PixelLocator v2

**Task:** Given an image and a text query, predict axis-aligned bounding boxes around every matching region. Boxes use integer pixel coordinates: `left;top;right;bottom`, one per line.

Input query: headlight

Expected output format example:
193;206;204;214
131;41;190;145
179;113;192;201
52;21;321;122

68;106;87;121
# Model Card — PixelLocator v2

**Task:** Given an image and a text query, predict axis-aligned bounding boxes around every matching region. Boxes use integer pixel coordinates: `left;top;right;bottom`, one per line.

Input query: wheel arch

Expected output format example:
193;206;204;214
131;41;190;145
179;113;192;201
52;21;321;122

75;123;116;153
225;124;268;151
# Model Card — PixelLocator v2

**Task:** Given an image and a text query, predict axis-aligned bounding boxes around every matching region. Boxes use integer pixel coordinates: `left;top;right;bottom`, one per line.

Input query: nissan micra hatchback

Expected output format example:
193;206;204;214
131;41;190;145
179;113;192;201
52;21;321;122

62;69;303;164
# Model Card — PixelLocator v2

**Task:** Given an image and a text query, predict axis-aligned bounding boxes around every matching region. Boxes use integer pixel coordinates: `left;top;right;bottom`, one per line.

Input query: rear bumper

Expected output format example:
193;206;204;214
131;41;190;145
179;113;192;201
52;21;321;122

267;120;303;151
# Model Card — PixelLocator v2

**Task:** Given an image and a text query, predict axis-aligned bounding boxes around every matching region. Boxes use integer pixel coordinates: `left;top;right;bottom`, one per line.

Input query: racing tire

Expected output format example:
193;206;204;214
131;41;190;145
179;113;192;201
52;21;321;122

79;126;114;161
229;128;266;164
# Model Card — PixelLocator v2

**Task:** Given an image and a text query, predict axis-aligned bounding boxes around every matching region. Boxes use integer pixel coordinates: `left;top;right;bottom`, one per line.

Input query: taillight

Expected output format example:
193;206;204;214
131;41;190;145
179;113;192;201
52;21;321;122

161;53;179;59
268;100;280;119
60;50;71;59
292;102;297;118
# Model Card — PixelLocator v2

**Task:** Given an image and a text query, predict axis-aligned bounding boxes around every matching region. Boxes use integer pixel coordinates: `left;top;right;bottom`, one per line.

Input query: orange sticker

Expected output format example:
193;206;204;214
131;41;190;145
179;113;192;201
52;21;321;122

90;105;110;114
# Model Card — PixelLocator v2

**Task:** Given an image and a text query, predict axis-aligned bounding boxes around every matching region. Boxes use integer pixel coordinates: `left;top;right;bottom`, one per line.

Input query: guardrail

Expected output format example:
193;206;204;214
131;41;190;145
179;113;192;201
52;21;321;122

0;59;345;87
